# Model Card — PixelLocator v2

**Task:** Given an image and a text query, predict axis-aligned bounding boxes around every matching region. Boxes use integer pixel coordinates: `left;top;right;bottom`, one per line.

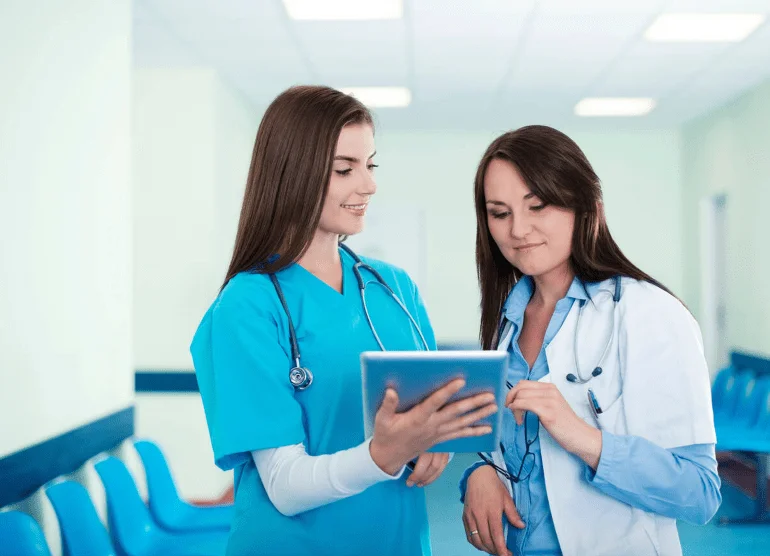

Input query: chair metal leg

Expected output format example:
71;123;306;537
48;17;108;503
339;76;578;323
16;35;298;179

719;453;770;525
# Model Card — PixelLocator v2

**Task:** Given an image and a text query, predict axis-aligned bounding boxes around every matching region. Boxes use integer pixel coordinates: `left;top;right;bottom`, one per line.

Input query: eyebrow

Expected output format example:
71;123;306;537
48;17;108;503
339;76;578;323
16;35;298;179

334;151;377;163
485;193;536;206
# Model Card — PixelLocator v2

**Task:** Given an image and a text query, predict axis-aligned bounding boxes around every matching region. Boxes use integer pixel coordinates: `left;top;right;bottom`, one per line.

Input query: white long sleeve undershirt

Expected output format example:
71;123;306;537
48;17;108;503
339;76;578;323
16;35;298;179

251;438;405;517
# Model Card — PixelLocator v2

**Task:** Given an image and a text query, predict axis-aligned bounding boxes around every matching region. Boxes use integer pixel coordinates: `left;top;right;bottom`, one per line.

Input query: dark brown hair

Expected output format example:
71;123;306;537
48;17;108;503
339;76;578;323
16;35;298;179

475;125;672;349
223;85;373;287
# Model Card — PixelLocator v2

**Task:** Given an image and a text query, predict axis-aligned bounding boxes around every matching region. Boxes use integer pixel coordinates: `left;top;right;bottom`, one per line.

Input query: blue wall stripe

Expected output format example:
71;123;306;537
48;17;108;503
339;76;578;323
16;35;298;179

135;350;770;394
731;351;770;375
0;406;134;507
133;344;481;393
135;371;199;393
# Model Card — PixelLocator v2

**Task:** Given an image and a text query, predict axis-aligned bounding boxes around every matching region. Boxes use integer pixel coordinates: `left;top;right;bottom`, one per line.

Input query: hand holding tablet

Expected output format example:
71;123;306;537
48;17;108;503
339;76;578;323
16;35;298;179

362;351;508;466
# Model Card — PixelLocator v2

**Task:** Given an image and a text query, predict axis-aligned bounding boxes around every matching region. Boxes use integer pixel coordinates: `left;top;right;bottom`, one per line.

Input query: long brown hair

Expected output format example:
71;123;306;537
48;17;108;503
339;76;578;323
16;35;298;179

223;85;373;287
475;125;672;349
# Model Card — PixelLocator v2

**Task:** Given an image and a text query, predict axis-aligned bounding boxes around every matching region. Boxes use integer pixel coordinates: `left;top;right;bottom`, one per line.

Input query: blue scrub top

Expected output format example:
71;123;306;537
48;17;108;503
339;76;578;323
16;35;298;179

191;247;437;556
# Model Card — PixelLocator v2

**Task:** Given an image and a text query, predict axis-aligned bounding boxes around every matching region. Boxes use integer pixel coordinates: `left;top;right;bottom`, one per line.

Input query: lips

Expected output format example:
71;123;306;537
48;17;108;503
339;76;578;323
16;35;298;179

514;243;543;251
342;203;368;216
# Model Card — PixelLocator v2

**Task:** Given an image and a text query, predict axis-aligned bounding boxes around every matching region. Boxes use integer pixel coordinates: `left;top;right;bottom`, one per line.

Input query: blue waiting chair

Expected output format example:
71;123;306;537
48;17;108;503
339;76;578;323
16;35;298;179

133;439;232;533
716;374;770;449
711;366;736;420
45;480;116;556
713;368;753;429
0;511;52;555
713;366;770;525
94;457;228;556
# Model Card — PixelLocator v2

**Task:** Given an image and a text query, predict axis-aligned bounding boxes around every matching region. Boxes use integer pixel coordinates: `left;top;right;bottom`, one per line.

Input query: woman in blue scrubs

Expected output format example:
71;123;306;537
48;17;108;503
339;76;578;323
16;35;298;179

191;86;498;556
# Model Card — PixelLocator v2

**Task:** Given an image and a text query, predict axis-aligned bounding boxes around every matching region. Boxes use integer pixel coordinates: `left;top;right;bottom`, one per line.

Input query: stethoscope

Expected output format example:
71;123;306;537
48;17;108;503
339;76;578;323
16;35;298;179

496;275;622;385
482;275;623;506
269;243;430;391
566;275;622;384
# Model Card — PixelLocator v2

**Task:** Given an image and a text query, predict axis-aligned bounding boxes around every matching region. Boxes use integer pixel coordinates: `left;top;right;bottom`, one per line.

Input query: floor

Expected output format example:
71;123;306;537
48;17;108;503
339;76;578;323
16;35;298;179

424;453;770;556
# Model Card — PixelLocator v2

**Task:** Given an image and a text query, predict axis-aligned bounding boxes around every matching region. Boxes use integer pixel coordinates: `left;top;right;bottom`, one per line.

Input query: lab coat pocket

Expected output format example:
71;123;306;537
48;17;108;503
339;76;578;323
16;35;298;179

595;393;626;434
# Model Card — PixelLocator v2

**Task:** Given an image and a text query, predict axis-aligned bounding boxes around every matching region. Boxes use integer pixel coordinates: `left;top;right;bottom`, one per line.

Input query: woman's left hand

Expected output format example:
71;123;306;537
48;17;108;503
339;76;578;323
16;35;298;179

406;452;450;487
505;381;603;469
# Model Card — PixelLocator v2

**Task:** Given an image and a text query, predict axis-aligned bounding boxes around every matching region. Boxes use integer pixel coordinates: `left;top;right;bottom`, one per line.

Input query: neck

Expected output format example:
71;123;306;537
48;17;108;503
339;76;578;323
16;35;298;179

531;263;574;309
297;230;341;275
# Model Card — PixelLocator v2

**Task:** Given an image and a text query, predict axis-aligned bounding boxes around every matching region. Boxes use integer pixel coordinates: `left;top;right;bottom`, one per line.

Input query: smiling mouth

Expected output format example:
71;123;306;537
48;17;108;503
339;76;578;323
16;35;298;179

342;203;368;215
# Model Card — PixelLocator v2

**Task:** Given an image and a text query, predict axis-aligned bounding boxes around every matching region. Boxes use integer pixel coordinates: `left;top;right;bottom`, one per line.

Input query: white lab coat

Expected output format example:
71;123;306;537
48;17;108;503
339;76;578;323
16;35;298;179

490;277;716;556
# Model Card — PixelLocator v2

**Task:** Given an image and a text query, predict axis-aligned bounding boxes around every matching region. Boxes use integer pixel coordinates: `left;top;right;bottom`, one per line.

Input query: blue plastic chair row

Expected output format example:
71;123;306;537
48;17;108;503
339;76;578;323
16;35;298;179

0;439;233;555
712;366;770;525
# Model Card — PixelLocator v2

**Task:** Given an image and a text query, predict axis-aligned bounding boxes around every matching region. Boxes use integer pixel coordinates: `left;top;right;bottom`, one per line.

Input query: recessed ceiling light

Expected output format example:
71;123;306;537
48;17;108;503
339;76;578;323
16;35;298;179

338;87;411;108
283;0;402;21
644;13;765;42
574;98;656;117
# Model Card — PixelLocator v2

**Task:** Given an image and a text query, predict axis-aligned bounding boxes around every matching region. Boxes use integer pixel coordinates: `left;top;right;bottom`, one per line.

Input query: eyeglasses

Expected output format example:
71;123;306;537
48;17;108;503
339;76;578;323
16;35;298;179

477;381;539;483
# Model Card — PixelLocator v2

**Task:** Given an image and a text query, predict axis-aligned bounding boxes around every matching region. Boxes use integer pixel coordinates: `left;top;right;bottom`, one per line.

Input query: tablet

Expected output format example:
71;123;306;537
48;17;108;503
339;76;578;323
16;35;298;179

361;350;508;453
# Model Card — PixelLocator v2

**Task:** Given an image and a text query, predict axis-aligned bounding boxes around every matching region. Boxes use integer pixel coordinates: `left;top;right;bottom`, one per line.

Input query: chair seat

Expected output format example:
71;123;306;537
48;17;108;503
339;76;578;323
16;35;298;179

141;528;228;556
718;438;770;453
163;503;234;532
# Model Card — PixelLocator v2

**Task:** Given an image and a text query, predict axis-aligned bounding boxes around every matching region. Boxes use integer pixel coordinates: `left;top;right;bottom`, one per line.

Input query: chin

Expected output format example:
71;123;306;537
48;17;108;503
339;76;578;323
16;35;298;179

510;257;551;278
339;223;365;237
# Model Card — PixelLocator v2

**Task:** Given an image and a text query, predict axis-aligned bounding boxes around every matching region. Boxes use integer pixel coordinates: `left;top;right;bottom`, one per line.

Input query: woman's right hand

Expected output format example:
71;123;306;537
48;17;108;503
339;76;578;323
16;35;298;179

463;465;525;556
369;379;498;475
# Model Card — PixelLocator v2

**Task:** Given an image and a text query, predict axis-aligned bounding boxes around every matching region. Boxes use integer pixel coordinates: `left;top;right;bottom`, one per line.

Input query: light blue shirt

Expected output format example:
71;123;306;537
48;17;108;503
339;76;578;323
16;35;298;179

460;276;721;555
191;247;437;556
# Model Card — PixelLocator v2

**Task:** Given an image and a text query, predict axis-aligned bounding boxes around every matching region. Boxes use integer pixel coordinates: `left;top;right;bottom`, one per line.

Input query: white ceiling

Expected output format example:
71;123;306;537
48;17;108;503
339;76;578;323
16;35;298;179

133;0;770;130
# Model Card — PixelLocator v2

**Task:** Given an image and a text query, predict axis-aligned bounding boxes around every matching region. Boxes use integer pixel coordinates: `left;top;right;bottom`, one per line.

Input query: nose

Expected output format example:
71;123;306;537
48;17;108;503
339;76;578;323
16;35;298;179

359;168;377;197
510;209;533;239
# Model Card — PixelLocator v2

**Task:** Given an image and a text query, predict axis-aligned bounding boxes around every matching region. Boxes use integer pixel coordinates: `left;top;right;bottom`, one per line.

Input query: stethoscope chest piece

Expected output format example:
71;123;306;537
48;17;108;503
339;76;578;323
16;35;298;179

271;243;429;392
289;366;313;390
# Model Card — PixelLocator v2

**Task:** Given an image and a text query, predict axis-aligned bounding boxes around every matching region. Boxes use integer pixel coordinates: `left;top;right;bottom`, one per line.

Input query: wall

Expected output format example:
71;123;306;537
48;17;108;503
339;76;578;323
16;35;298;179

132;67;258;499
682;78;770;361
0;1;133;553
0;0;133;461
373;128;684;342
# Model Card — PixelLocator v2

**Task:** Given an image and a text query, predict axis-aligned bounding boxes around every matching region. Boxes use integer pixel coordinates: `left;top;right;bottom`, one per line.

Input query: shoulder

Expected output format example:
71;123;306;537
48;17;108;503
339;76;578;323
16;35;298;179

212;271;281;321
356;254;418;293
618;278;698;331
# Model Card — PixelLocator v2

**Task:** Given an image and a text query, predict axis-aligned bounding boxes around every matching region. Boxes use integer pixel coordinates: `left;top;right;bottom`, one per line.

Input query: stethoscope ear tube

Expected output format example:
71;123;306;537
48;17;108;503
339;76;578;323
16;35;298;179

271;244;430;391
568;275;621;385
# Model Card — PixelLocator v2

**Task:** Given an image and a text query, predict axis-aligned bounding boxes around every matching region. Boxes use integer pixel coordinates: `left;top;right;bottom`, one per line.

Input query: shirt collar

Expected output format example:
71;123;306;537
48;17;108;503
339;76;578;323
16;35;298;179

502;275;602;324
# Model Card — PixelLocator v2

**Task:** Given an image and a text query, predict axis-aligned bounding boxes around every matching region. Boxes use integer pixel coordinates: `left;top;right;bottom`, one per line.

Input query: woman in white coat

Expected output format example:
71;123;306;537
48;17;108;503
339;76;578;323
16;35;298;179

460;125;721;556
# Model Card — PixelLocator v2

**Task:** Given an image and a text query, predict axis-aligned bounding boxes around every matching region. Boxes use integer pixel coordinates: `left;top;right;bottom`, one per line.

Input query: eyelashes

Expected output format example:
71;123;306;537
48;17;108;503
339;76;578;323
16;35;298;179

488;204;548;219
334;164;378;176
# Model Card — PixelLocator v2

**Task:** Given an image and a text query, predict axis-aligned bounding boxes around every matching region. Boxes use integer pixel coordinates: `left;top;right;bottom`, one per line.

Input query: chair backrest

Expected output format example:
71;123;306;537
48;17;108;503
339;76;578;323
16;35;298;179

45;480;116;556
733;374;770;428
711;366;735;414
133;439;184;527
0;511;52;556
717;369;754;418
755;383;770;433
94;457;156;556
